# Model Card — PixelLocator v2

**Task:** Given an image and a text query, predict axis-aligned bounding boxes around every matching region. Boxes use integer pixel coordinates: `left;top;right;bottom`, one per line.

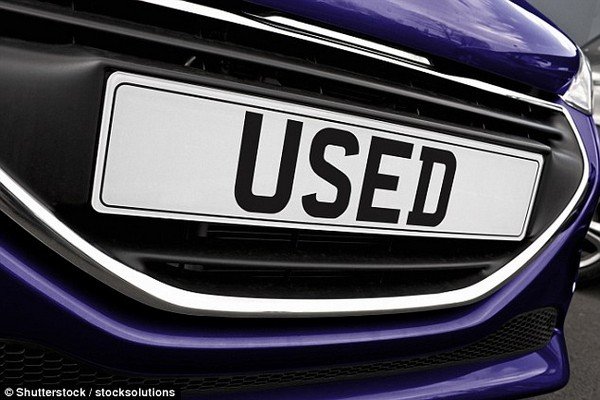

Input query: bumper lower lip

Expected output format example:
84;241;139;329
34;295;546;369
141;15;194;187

0;311;563;398
0;226;576;397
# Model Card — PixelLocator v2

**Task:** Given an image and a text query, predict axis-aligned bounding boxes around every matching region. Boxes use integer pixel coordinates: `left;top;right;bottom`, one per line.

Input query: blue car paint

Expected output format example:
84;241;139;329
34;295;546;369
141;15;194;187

0;1;598;399
244;0;579;94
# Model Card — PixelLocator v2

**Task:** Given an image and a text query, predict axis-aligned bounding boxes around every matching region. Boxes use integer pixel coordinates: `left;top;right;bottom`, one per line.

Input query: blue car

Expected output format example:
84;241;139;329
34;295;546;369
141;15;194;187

0;0;597;399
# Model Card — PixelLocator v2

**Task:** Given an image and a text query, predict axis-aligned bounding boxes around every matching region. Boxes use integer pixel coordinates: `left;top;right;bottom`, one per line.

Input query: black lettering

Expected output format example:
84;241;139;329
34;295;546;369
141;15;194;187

357;137;413;223
234;112;302;213
407;146;456;227
302;128;359;218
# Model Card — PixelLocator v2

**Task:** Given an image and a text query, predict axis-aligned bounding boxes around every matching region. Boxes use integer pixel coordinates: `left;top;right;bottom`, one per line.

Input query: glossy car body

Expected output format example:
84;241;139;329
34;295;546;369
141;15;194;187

0;0;598;399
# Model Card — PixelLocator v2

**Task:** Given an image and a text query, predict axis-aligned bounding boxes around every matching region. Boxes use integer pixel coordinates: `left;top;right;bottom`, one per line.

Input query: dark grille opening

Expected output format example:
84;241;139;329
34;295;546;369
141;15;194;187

142;265;487;299
61;207;512;298
0;308;557;391
0;0;584;303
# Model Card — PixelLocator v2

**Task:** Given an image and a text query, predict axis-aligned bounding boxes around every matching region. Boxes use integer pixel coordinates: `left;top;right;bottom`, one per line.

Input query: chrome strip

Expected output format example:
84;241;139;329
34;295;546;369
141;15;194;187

135;0;562;111
135;0;431;67
0;0;590;316
250;14;432;66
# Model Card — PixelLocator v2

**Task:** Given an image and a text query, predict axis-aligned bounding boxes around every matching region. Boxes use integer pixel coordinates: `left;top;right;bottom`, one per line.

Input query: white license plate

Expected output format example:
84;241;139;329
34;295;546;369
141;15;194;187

92;72;543;241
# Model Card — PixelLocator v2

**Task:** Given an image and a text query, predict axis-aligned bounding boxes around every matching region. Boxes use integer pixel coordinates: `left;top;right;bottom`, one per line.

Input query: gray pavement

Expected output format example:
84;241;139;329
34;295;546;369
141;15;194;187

534;283;600;399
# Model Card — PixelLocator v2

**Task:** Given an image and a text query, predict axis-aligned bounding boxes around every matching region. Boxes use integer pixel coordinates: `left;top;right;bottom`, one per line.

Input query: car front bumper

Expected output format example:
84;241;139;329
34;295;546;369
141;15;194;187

1;0;599;397
0;102;597;398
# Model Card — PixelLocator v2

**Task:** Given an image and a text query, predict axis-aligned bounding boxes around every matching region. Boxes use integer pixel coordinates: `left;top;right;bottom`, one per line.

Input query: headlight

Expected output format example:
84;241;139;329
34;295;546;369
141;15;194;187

563;51;593;115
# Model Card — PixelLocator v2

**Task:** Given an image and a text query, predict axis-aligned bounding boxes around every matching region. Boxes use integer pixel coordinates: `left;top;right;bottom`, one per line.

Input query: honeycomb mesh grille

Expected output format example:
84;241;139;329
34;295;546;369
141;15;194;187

0;308;557;392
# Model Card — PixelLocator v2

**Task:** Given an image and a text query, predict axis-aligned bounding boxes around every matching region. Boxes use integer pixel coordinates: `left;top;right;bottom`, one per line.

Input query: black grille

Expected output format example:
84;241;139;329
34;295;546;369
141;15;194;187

0;308;557;391
0;0;584;302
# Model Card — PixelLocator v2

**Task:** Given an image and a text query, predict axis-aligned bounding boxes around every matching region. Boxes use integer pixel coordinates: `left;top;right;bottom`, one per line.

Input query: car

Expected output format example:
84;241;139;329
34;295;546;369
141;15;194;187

0;1;598;399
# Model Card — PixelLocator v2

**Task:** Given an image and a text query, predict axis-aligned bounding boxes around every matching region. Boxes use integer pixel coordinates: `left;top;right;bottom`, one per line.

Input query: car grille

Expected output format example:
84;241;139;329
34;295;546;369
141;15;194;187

0;308;557;391
0;0;585;310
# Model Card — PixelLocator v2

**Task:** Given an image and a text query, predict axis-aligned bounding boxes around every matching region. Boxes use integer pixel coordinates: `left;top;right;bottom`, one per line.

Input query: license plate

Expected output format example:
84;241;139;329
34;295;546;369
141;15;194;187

92;72;543;241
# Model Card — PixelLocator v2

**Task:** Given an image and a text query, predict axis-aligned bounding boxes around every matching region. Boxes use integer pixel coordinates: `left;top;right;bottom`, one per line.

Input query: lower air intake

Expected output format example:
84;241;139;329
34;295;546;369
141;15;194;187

0;308;557;392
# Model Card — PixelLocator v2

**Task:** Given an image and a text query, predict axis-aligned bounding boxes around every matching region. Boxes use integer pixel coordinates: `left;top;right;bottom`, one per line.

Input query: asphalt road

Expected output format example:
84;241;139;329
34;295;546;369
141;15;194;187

533;283;600;399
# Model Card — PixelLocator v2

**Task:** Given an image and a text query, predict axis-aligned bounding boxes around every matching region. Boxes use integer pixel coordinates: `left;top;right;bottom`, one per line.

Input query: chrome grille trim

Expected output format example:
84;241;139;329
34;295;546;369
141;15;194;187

136;0;432;67
0;0;590;317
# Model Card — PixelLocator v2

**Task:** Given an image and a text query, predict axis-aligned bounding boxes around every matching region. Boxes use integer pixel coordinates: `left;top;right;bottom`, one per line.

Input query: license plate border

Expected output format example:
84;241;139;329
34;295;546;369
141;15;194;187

91;72;544;241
